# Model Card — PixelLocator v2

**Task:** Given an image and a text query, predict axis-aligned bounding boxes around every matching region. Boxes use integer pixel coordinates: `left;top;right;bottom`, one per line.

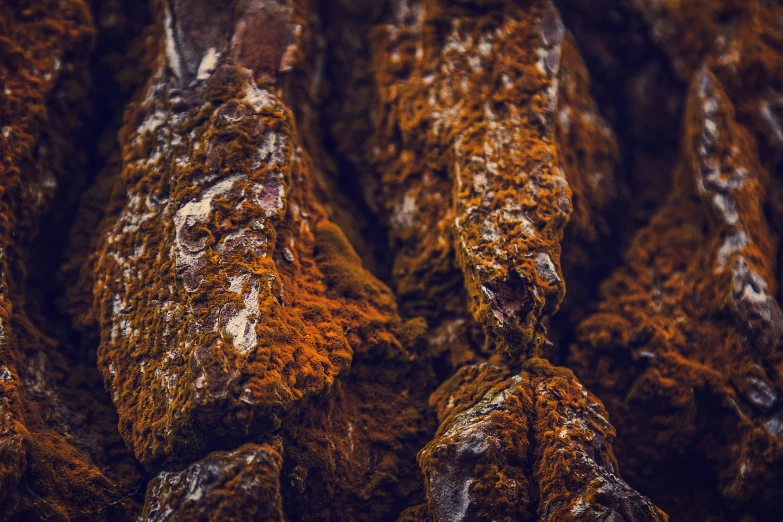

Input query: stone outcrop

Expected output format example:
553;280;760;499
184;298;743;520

2;0;783;521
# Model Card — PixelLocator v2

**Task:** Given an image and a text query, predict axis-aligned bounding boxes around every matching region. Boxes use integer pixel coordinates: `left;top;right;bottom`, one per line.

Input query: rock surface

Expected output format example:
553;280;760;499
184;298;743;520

571;68;783;519
0;1;142;520
419;359;666;522
141;440;285;522
2;0;783;521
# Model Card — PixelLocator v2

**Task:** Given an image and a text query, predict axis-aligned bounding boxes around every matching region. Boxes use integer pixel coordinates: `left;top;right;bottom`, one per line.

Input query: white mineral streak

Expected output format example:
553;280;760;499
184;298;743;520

164;8;182;79
137;107;167;136
196;47;220;81
173;174;241;292
535;252;560;284
244;81;274;110
224;276;261;354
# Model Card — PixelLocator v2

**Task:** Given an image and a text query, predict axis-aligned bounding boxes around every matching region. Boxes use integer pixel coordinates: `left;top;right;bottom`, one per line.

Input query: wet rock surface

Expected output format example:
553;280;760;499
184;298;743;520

1;0;783;521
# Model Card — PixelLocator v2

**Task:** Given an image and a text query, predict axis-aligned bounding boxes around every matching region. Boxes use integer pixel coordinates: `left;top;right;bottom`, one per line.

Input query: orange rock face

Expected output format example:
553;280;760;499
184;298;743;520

91;0;407;470
418;359;666;522
3;0;783;521
0;1;143;520
571;68;783;520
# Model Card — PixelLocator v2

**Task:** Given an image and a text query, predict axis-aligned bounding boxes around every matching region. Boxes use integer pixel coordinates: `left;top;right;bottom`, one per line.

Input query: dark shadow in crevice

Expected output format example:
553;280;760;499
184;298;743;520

20;1;155;517
550;0;687;366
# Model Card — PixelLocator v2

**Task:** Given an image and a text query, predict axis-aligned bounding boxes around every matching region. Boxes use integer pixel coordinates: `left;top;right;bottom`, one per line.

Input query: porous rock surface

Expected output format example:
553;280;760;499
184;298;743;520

2;0;783;521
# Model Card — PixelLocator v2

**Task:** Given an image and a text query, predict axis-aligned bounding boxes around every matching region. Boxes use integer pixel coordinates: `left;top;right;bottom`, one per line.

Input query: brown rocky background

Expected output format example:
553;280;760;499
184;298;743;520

1;0;782;521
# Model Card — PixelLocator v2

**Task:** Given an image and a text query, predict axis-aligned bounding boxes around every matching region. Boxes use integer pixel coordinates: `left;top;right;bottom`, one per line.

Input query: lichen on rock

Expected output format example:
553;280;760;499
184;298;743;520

6;0;783;520
571;68;783;518
330;0;620;367
418;359;667;522
91;0;407;470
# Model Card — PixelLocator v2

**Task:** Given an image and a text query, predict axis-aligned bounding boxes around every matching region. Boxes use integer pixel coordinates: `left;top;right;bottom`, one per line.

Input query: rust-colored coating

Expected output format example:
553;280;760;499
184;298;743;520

0;1;144;520
5;0;783;520
571;69;783;518
631;0;783;159
330;0;618;364
419;359;666;522
91;0;407;470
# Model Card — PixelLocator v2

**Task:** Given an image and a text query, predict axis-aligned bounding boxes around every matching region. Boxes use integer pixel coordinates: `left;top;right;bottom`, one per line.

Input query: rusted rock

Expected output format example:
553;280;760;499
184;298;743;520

630;0;783;161
91;0;405;470
330;0;618;365
8;0;783;520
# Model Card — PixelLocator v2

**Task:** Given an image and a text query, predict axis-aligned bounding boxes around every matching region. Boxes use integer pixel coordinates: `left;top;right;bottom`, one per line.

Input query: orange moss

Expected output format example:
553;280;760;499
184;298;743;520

418;358;666;521
87;14;430;519
328;1;621;365
571;69;783;518
0;1;149;520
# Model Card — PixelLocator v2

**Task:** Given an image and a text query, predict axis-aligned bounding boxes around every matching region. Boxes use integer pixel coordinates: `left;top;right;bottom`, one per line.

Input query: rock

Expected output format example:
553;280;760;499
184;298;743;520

571;69;783;518
0;1;142;520
279;358;435;521
330;0;618;364
630;0;783;161
418;359;667;522
141;440;284;522
6;0;783;520
91;0;403;469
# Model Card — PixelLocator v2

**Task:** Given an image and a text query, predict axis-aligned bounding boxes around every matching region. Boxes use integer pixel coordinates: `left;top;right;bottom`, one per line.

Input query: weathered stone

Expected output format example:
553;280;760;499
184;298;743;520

10;0;783;520
280;357;435;521
630;0;783;160
0;1;143;520
141;440;284;522
92;0;403;469
571;69;783;518
418;359;667;522
330;0;618;365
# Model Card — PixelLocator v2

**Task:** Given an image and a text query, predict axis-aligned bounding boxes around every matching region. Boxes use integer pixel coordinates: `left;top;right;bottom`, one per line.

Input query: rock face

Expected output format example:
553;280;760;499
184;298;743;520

571;67;783;520
418;360;666;522
2;0;783;521
0;1;142;520
91;0;410;471
141;440;285;522
328;0;619;371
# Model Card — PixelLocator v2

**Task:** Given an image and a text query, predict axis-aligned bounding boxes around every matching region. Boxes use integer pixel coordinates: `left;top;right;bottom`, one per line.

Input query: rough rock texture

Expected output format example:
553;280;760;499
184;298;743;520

419;359;666;522
329;0;619;370
0;1;142;520
141;440;284;521
91;0;407;470
5;0;783;520
88;0;433;520
630;0;783;162
571;69;783;520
